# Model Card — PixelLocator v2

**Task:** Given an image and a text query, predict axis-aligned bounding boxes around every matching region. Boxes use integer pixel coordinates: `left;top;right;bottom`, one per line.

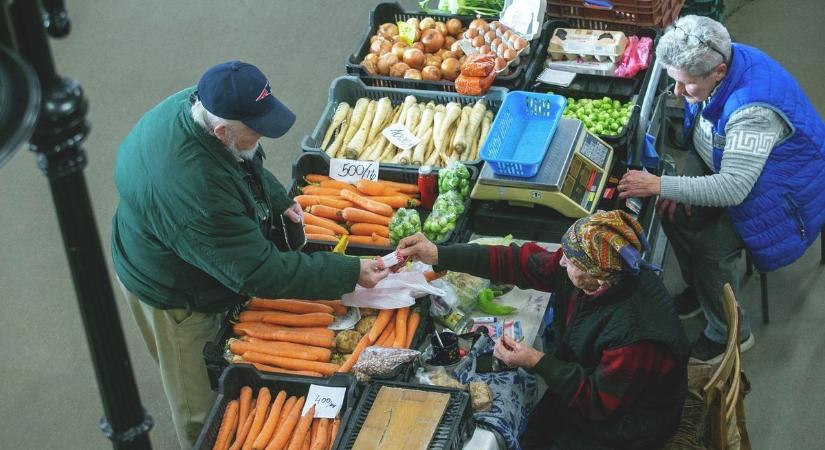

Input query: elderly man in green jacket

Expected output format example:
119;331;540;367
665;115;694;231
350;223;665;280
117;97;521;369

111;61;388;448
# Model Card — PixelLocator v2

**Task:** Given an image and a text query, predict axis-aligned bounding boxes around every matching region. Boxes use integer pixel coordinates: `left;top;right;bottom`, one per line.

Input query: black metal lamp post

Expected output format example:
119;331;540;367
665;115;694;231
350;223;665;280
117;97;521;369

0;1;152;448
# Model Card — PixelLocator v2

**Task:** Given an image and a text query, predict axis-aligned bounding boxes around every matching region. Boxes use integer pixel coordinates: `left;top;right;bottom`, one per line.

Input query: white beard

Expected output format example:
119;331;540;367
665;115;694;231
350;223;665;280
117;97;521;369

228;146;258;161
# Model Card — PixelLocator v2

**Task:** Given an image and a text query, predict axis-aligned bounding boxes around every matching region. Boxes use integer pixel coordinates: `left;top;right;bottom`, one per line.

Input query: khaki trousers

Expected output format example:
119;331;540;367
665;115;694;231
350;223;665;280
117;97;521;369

120;282;220;449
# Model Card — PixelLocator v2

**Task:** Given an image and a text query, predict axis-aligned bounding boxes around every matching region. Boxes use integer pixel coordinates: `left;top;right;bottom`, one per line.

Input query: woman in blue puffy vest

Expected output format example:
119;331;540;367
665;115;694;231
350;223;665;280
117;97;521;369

617;15;825;363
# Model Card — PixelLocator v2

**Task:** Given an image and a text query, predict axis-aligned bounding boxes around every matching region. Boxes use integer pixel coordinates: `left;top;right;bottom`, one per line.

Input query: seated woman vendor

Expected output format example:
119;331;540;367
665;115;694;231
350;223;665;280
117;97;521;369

398;210;689;450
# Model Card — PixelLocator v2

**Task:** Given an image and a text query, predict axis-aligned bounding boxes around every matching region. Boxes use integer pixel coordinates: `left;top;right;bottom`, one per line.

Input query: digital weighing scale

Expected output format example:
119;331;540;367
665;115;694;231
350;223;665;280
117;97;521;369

471;118;615;218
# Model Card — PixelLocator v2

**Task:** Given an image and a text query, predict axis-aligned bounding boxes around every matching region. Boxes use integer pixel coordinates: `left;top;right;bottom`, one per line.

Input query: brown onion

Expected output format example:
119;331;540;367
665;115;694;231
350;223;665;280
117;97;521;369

377;53;399;75
390;62;411;78
363;53;379;64
419;17;436;30
403;47;425;69
446;18;463;36
424;53;443;67
370;38;391;55
378;23;399;40
362;60;379;75
421;29;445;53
436;22;448;35
438;49;454;61
412;42;425;52
392;41;408;58
450;41;464;58
404;68;423;80
469;18;488;30
370;35;383;44
422;65;442;80
441;57;461;81
444;35;456;49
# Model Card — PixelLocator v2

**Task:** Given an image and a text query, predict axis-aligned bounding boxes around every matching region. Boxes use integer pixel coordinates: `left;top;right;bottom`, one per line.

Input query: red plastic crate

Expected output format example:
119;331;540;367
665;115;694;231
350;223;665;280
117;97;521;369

547;0;685;33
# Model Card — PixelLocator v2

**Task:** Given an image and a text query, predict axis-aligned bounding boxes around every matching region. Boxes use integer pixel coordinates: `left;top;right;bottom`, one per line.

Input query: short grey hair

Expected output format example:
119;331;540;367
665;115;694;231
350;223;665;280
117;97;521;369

190;100;245;136
656;15;732;76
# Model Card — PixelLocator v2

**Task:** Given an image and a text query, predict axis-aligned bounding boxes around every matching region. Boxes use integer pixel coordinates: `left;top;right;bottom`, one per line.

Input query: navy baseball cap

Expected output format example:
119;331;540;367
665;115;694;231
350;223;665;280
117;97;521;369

197;61;296;138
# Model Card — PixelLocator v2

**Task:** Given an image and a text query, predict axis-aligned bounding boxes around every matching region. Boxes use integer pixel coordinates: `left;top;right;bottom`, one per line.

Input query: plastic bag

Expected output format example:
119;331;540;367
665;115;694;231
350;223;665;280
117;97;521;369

442;271;490;311
460;54;496;77
438;161;471;198
388;208;422;245
614;36;654;78
415;365;466;389
455;70;497;96
353;346;420;377
422;190;464;241
341;271;445;309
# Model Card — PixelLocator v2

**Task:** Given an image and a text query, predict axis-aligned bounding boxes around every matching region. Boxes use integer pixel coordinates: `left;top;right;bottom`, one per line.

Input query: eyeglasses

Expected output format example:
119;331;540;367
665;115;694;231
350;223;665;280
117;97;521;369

672;24;728;64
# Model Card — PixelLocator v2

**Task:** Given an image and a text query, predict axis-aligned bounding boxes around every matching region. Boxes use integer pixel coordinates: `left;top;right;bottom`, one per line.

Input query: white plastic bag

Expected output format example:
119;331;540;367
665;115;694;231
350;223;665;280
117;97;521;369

341;271;445;309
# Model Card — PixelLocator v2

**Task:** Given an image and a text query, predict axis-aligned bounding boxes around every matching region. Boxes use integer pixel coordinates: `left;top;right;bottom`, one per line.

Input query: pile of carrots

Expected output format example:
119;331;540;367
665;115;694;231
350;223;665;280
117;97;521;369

211;386;340;450
297;174;421;248
228;299;421;377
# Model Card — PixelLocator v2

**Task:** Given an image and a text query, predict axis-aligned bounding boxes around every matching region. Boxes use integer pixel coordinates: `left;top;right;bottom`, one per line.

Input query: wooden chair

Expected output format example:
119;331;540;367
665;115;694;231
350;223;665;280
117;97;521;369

702;283;751;450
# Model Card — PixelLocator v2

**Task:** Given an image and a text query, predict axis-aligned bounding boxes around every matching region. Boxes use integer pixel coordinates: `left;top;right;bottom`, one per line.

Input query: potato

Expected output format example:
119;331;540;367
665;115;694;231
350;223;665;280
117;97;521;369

335;330;362;354
360;308;378;316
356;316;377;335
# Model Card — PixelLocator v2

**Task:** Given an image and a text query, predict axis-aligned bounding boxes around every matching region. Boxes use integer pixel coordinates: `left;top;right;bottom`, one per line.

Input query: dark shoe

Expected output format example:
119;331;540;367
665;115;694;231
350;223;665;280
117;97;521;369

674;286;702;319
691;332;756;364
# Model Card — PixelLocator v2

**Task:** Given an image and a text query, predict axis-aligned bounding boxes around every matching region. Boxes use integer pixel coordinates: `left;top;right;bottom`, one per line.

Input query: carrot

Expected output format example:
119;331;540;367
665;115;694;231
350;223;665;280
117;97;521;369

287;404;315;450
349;223;390;238
315;197;354;210
341;207;390;226
242;351;341;376
266;396;306;450
404;311;421;349
340;190;393;217
243;337;331;361
365;195;420;209
304;174;331;183
252;390;287;450
242;387;271;450
314;300;347;316
303;224;335;236
235;326;335;348
306;204;344;222
233;321;335;340
238;386;253;438
240;361;323;378
338;333;371;373
319;179;357;192
377;324;395;347
258;312;335;328
294;195;321;209
309;419;320;448
423;270;447;282
310;418;329;450
368;309;395;342
301;431;311;450
356;179;400;196
306;233;339;243
393;307;410;348
347;234;390;247
229;339;320;362
277;396;298;429
375;179;419;194
229;403;258;450
248;298;335;315
213;399;239;450
304;213;348;235
371;233;391;247
328;419;341;450
301;186;344;197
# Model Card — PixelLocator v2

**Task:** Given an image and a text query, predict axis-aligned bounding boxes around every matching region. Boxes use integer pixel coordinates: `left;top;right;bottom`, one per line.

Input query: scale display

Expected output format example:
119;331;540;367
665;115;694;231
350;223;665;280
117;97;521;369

472;118;615;218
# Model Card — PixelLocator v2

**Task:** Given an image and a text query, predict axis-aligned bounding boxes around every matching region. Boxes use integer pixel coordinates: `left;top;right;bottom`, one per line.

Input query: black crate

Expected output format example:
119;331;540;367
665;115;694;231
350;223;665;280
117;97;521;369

300;76;507;170
339;381;474;450
291;152;474;256
194;366;358;450
202;296;434;390
345;2;549;92
467;200;577;244
524;22;661;159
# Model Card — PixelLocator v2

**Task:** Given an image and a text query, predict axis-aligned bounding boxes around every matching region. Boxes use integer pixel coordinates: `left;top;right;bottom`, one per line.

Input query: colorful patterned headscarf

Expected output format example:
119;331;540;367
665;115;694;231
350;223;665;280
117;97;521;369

561;210;651;277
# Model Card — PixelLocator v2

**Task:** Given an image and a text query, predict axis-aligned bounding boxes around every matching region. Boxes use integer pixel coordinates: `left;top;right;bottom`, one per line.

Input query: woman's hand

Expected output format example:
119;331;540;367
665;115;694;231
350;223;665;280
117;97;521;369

493;335;544;369
396;232;438;265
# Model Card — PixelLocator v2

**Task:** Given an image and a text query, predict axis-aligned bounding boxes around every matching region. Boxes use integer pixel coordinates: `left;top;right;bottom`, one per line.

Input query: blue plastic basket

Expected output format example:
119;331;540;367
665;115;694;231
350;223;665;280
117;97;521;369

480;92;566;177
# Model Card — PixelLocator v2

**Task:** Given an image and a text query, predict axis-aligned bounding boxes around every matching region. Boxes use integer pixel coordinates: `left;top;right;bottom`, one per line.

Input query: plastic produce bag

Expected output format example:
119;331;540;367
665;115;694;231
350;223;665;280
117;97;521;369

438;161;472;198
353;346;420;378
455;70;497;96
614;36;654;78
460;54;496;77
442;271;490;311
415;365;466;389
389;208;422;245
423;190;465;241
341;270;445;309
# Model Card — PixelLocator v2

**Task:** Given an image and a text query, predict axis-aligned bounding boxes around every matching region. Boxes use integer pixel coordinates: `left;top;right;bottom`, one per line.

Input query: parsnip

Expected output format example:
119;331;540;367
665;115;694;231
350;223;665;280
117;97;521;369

430;104;446;158
463;100;487;148
411;103;435;165
322;102;350;150
474;110;494;161
452;105;472;155
344;100;377;159
325;122;346;158
343;98;369;147
367;97;393;144
437;103;462;154
398;96;417;126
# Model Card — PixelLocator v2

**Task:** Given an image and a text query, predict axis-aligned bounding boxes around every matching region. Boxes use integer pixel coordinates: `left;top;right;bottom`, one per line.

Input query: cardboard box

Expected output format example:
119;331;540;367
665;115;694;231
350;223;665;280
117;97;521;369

548;28;628;62
545;58;618;76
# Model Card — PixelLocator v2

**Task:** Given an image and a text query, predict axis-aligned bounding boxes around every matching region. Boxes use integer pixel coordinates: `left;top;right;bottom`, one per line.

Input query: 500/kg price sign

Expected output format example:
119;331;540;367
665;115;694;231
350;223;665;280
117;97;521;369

329;158;379;184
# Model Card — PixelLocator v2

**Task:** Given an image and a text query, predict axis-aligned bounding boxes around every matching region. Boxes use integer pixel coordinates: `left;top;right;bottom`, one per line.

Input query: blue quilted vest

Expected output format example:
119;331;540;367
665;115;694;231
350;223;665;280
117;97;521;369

683;44;825;272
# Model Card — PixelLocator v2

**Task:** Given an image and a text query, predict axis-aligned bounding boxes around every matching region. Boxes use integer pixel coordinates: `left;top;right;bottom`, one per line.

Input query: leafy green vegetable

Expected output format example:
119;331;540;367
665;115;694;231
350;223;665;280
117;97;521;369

419;0;504;16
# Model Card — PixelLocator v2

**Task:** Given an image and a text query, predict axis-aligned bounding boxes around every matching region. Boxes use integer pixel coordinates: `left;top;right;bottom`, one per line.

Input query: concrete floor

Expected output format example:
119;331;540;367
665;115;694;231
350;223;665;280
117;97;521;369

0;0;823;448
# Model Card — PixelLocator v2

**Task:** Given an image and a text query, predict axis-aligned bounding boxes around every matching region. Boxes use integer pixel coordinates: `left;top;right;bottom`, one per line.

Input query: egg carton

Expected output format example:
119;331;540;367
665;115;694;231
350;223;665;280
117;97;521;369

548;28;628;63
459;19;533;74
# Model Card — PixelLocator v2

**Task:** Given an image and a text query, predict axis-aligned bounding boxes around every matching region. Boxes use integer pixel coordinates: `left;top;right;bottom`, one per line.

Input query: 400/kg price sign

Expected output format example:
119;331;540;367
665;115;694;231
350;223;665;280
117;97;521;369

329;158;379;183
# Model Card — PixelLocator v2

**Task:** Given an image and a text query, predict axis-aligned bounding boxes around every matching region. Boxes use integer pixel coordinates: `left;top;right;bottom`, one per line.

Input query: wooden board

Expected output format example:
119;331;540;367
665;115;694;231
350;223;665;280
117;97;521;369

352;386;451;450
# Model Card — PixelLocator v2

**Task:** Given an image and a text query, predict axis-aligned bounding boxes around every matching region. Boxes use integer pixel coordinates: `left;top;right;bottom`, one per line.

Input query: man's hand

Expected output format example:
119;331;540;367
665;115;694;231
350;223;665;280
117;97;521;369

357;259;390;288
396;232;438;265
493;335;544;369
656;198;693;223
284;202;304;224
618;170;661;199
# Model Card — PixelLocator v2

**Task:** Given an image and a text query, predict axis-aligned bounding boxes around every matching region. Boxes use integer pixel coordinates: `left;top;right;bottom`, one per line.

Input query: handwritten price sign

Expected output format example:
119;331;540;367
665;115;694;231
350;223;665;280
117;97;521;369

382;123;420;151
301;385;347;419
329;158;379;184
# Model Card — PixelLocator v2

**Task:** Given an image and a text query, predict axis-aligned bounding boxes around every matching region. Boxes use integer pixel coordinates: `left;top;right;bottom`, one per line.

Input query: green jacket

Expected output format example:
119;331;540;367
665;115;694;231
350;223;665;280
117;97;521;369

112;87;359;312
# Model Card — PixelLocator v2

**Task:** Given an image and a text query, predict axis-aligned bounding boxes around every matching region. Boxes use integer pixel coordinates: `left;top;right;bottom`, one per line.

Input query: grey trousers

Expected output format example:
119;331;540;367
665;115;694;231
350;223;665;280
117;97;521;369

119;281;220;449
660;152;753;344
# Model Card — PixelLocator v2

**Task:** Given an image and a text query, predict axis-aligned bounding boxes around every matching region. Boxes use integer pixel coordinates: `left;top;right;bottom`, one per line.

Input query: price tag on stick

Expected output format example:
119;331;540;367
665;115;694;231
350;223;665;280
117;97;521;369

329;158;379;184
302;384;347;419
382;123;420;151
